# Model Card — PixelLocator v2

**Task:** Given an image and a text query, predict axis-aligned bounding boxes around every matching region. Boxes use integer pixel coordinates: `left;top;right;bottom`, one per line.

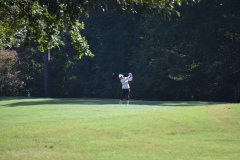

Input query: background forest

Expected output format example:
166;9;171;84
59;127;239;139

1;0;240;102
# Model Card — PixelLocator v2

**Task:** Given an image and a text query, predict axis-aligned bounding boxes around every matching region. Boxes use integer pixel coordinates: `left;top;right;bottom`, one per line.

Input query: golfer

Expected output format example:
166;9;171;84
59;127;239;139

119;73;133;105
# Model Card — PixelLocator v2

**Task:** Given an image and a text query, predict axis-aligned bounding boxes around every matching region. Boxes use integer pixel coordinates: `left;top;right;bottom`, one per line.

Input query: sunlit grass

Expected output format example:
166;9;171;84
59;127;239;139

0;97;239;160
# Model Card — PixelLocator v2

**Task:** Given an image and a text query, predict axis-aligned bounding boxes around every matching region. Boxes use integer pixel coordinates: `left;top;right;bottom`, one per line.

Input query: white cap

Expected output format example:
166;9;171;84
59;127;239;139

118;74;123;79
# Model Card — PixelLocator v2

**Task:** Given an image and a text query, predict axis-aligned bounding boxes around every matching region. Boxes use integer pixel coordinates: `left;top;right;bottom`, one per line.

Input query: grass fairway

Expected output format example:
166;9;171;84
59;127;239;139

0;97;240;160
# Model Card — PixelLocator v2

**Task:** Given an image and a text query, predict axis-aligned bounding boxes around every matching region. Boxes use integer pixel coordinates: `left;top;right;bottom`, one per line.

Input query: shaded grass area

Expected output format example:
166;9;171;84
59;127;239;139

0;97;239;160
1;97;219;106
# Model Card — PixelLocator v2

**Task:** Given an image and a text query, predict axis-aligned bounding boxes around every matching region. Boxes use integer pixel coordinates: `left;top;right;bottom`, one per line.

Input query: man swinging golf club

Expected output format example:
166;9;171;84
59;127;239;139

119;73;133;105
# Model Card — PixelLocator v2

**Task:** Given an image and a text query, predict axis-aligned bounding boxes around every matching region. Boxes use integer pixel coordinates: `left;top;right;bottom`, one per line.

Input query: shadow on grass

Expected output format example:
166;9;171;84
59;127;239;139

0;97;226;108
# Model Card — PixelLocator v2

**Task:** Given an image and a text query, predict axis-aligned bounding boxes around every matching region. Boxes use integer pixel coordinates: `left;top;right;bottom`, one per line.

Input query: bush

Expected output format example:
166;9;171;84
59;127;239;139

0;47;25;95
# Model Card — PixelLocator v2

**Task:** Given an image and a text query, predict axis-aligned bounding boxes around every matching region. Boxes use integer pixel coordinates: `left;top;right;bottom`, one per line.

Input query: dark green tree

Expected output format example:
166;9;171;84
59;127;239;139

164;0;240;101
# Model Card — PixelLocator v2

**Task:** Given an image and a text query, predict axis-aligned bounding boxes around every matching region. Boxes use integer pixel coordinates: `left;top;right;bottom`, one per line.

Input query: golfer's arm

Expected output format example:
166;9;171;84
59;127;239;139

128;73;132;78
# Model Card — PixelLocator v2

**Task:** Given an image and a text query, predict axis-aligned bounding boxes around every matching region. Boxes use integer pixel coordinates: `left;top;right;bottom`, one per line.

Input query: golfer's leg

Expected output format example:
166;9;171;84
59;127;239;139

120;89;124;104
126;89;130;105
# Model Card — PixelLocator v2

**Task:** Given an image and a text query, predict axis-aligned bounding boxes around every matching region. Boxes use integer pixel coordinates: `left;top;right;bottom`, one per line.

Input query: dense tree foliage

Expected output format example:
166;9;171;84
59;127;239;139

0;0;198;54
2;0;239;102
74;0;239;102
0;0;199;97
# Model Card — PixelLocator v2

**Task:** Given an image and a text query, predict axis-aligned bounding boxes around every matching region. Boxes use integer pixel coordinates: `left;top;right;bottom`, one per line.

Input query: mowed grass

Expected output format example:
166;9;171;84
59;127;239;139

0;97;240;160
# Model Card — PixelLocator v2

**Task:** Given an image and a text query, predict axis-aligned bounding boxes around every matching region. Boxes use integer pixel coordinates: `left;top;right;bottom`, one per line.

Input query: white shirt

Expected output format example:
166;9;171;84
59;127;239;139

120;76;132;89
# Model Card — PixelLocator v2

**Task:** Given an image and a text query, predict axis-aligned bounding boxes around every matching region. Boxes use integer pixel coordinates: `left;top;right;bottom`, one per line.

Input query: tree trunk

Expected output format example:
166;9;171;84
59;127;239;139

44;49;50;97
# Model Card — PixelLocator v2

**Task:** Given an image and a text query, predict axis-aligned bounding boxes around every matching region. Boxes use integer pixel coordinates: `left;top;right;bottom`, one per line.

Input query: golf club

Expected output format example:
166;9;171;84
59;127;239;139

112;73;131;77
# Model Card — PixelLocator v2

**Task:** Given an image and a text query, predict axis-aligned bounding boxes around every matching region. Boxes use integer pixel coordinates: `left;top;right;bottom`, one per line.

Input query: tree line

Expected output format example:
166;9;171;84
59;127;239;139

1;0;240;102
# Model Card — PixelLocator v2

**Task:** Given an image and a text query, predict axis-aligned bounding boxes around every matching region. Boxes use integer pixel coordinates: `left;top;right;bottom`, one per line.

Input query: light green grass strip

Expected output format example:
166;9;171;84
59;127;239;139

0;97;222;122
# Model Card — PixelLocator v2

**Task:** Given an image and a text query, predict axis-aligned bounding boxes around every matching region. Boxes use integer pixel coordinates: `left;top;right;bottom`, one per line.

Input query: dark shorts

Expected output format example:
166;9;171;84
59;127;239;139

121;89;130;100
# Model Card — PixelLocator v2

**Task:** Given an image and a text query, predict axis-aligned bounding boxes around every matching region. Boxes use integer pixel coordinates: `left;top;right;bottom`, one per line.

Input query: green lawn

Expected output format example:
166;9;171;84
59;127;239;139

0;97;240;160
